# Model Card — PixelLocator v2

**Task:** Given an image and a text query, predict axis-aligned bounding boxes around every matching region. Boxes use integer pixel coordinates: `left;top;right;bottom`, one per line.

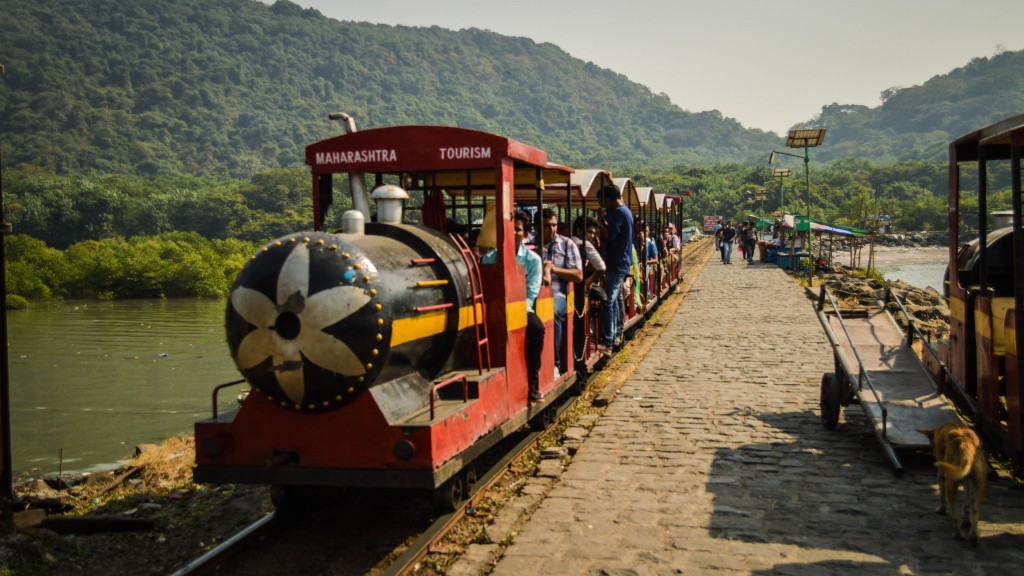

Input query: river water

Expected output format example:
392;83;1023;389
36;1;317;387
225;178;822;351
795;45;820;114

6;299;241;478
880;261;947;292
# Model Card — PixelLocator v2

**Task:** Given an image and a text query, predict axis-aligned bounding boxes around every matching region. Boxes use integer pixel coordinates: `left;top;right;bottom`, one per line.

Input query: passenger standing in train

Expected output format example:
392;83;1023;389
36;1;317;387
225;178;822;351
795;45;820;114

571;215;606;361
541;208;582;377
635;220;658;298
514;210;546;402
572;215;606;291
666;223;681;255
596;184;633;354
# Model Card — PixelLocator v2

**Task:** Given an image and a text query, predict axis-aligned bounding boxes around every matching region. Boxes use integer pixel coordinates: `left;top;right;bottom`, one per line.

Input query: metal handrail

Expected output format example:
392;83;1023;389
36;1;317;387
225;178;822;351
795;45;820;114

883;286;969;405
817;287;889;436
210;379;247;419
430;374;469;420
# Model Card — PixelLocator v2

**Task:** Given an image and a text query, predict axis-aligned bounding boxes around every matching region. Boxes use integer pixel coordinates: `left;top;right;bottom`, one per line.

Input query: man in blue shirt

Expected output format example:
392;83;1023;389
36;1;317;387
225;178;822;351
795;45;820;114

597;184;633;354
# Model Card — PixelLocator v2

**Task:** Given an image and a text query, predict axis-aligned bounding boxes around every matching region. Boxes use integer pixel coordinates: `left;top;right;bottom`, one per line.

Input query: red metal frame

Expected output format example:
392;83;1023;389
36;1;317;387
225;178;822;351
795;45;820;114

940;114;1024;460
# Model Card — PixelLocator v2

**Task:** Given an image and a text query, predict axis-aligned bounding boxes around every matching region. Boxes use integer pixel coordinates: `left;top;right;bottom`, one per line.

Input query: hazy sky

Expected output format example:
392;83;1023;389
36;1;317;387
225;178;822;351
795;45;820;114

283;0;1024;135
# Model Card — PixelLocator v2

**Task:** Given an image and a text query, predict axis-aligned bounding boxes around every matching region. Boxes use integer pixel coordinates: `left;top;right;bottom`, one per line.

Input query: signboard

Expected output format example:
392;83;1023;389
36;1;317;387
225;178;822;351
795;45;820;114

794;215;810;232
702;215;722;233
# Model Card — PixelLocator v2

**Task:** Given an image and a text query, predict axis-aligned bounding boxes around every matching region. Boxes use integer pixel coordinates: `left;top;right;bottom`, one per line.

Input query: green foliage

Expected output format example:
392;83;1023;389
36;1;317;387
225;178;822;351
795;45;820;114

643;157;956;233
4;294;28;310
3;166;312;248
5;232;257;300
5;0;1019;293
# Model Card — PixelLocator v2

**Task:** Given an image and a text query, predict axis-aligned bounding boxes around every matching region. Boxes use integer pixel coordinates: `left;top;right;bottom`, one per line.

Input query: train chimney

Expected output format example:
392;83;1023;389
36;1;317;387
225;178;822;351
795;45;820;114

371;185;409;225
340;210;365;235
329;112;371;221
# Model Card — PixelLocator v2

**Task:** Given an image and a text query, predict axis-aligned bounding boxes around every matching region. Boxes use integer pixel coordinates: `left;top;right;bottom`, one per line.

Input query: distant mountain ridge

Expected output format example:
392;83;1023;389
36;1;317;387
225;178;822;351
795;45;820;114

810;49;1024;162
2;0;1023;178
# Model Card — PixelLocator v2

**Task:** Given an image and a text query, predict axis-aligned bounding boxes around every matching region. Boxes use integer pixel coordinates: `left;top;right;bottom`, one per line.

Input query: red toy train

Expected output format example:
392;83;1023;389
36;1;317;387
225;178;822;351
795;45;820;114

193;124;687;509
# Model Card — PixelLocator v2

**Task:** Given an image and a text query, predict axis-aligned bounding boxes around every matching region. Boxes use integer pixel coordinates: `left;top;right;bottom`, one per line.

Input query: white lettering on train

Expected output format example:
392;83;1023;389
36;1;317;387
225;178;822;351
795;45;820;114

439;146;492;160
315;149;397;165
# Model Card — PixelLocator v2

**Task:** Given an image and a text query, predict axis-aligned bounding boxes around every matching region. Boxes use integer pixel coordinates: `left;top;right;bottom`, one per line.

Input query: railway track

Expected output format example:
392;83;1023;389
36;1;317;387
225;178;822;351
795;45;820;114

171;239;714;576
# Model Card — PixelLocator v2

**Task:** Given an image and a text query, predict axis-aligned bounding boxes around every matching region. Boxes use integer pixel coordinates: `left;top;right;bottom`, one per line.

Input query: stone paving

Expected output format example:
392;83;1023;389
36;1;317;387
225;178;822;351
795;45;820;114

476;253;1024;575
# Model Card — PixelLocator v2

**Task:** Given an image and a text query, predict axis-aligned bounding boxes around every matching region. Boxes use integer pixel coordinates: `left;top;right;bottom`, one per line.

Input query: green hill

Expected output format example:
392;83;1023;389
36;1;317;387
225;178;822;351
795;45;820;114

0;0;782;178
809;49;1024;162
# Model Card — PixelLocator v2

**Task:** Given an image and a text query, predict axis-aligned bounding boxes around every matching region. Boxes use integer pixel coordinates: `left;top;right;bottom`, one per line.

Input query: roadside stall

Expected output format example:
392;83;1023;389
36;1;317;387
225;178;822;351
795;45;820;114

773;213;868;272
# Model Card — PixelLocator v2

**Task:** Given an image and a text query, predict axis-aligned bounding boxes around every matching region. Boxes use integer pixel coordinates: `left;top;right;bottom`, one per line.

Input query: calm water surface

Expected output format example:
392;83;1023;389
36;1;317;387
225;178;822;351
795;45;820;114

7;299;241;477
879;261;948;292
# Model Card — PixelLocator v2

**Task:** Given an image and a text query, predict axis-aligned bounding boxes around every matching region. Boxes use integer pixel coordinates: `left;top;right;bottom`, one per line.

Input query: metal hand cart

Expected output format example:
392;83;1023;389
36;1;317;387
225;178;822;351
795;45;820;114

814;286;960;474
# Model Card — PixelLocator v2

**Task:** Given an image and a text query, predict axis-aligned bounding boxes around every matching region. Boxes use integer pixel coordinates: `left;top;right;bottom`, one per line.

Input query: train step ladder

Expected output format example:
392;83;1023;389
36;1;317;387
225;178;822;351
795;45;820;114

450;233;491;371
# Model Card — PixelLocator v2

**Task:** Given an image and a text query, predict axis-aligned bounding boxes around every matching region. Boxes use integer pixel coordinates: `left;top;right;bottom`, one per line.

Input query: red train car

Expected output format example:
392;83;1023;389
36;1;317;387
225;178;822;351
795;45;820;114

194;125;580;509
927;113;1024;463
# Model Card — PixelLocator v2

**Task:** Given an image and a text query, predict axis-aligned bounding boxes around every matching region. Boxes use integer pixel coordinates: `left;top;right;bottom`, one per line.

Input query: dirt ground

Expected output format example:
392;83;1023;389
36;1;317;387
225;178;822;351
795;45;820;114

3;437;274;575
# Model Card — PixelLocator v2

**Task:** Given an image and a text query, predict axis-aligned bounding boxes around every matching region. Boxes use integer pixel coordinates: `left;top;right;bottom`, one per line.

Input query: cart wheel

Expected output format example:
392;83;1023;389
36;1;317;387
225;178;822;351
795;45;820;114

820;373;842;430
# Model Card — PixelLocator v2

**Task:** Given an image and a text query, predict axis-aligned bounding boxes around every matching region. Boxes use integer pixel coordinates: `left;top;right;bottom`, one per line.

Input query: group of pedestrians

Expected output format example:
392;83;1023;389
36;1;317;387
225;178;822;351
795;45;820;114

714;221;760;265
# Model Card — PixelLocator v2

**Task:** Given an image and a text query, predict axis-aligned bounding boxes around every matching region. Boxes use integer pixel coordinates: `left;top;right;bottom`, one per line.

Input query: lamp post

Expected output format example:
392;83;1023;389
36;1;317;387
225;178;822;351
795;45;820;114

771;167;791;212
770;128;826;275
754;187;767;225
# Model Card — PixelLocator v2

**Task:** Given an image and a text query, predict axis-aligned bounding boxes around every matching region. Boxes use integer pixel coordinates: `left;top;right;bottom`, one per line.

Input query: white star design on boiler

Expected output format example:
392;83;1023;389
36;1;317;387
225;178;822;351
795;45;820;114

231;242;371;405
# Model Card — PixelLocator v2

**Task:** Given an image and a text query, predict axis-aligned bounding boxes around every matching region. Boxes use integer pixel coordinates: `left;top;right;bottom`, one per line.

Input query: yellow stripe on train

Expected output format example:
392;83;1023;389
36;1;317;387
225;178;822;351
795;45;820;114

389;296;555;348
390;302;484;347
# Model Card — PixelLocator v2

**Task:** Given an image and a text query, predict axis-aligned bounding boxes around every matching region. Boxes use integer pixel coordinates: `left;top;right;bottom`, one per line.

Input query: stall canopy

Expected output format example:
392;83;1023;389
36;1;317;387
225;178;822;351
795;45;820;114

746;214;774;229
780;213;868;237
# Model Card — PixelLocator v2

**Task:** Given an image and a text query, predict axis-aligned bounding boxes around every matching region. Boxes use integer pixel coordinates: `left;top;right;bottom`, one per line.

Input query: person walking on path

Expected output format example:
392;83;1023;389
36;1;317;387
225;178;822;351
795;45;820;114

718;220;736;264
744;221;759;263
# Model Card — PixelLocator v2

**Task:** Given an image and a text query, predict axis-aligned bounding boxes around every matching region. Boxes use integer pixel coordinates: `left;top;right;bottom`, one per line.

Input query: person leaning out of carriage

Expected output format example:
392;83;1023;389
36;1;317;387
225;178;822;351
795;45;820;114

541;208;582;378
481;210;548;402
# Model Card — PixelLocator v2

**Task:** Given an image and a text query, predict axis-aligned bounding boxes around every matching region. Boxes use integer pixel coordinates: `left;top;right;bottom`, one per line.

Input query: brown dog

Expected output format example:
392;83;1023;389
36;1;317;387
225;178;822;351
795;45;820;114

918;423;986;545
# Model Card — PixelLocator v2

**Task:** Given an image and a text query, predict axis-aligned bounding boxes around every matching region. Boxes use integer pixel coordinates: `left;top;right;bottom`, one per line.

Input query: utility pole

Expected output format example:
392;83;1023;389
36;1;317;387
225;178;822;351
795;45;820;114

0;62;14;530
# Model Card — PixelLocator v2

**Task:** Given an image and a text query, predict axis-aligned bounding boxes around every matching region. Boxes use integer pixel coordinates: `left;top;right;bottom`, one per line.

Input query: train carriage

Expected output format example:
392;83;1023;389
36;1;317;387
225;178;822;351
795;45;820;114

194;125;582;510
927;113;1024;462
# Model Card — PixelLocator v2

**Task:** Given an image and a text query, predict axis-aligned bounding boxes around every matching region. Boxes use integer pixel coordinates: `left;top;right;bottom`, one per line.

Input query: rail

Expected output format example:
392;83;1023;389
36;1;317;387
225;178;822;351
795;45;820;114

210;379;247;419
430;374;469;420
169;512;279;576
816;287;889;437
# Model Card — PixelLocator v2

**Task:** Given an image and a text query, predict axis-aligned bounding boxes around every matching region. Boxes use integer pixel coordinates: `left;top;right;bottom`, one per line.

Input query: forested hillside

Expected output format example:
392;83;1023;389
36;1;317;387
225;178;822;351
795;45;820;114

1;0;781;178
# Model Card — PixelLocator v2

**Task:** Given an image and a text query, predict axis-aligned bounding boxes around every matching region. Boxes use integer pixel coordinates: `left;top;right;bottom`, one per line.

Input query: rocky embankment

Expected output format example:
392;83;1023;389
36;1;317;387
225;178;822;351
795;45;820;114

816;266;950;340
821;231;950;255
